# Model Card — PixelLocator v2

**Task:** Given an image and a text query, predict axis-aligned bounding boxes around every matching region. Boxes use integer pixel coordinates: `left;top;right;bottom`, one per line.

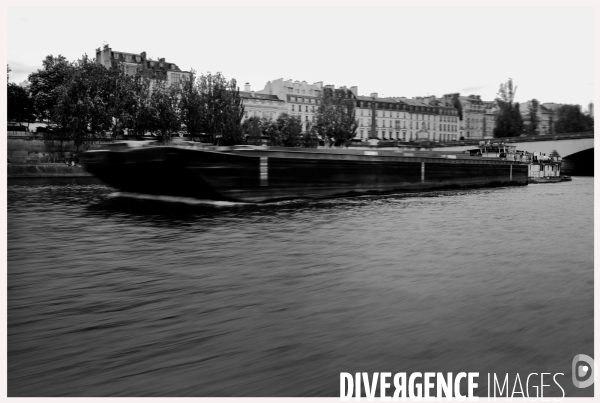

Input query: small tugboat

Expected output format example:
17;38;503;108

527;152;571;183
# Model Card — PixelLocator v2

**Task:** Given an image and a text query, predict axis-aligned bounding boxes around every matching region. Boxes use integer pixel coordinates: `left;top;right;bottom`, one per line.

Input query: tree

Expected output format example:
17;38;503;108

525;99;540;135
493;78;523;138
7;83;36;126
451;95;463;120
146;78;181;142
105;60;141;139
498;78;517;103
242;116;269;145
275;113;303;147
512;102;524;135
554;105;594;133
53;55;114;151
311;88;358;147
120;71;154;138
178;70;204;141
197;72;245;145
28;55;74;126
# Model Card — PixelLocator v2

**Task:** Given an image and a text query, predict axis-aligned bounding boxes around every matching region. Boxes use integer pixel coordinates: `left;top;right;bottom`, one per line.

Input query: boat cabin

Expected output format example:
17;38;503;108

478;142;517;158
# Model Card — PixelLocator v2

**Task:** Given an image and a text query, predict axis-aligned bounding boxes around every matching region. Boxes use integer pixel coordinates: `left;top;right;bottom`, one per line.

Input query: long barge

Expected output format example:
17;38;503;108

81;142;529;203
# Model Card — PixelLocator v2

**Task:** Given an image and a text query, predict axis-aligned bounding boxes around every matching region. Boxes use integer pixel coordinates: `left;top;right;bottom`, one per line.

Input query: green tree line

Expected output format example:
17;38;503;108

8;55;249;149
8;55;360;150
493;78;593;138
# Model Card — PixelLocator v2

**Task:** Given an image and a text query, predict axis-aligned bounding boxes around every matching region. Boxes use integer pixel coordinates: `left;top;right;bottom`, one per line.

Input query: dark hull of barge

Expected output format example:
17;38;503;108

81;146;529;203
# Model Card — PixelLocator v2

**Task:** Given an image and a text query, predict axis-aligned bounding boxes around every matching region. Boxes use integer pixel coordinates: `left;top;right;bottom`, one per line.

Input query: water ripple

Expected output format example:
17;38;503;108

8;177;594;397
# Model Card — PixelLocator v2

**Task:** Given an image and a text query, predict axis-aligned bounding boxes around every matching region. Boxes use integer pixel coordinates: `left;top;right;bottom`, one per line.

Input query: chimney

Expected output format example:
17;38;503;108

245;83;251;91
140;51;147;60
159;58;165;63
370;92;378;98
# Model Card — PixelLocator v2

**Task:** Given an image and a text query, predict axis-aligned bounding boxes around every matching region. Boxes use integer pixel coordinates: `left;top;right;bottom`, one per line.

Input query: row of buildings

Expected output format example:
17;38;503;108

95;45;593;142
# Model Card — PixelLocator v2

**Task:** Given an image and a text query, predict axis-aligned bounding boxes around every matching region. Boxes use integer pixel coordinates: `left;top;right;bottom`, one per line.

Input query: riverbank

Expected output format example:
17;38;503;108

7;163;91;178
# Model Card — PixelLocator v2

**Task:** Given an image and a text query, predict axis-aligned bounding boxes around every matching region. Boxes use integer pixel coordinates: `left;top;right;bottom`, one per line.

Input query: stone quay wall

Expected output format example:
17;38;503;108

7;163;92;178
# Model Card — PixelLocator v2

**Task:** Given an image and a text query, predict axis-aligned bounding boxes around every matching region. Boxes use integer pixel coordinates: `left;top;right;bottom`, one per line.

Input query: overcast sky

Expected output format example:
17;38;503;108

7;6;594;109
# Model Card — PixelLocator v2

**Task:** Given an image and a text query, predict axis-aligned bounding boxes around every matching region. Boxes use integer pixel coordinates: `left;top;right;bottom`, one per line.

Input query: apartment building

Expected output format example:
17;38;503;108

518;101;567;135
95;44;190;86
239;83;287;122
482;101;498;139
353;92;459;142
456;94;485;139
257;78;326;131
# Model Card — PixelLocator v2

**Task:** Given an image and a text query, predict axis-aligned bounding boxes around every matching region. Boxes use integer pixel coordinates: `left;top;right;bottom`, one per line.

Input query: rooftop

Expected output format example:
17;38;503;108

239;91;283;101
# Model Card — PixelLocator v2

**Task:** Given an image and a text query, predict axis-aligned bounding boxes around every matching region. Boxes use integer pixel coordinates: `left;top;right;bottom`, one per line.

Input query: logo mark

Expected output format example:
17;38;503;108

572;354;596;388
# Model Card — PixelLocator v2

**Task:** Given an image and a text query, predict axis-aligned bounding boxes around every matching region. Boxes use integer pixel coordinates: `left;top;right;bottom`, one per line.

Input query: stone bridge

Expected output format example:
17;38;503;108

427;132;594;175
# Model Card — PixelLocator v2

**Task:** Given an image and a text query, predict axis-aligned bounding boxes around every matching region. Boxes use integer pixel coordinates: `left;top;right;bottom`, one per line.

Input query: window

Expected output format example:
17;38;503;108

171;73;180;85
292;105;295;111
305;106;308;112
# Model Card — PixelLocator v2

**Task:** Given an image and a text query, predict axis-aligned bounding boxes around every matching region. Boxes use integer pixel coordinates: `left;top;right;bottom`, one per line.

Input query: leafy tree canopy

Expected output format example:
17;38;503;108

310;88;358;147
554;105;593;133
7;83;36;125
493;79;523;138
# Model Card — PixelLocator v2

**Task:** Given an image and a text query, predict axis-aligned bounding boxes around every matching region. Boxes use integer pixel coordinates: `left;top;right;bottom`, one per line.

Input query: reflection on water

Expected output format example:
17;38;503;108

8;178;594;396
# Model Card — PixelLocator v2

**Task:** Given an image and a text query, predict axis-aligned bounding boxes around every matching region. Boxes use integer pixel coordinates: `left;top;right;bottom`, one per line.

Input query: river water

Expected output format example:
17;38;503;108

7;177;594;397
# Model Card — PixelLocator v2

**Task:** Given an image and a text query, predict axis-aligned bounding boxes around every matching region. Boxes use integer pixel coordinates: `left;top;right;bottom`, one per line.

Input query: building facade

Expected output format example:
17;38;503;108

239;83;287;122
482;101;498;139
456;95;485;139
519;101;562;135
95;44;190;86
353;92;459;142
257;78;326;131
